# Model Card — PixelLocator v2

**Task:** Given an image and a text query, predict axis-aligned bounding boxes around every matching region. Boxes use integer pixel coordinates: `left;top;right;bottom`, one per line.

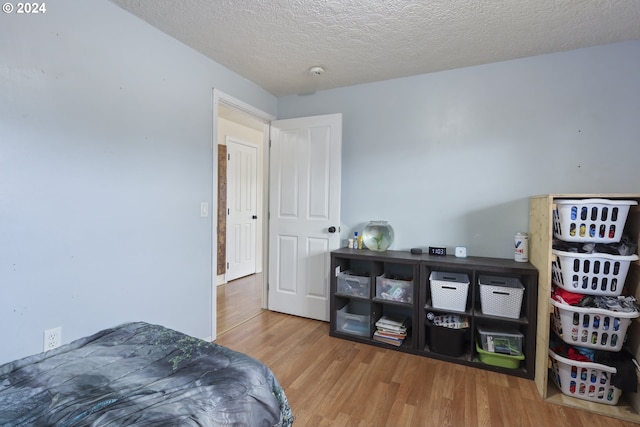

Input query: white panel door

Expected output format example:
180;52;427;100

268;114;342;321
226;138;258;281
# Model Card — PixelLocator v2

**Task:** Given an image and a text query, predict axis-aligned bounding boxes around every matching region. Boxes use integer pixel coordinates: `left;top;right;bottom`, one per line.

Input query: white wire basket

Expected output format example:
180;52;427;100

550;298;639;351
549;349;621;405
553;199;637;243
552;249;638;297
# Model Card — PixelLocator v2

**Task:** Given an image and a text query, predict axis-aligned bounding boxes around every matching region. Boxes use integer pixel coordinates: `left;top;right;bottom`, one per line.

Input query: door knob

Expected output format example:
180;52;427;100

328;226;336;233
252;215;258;219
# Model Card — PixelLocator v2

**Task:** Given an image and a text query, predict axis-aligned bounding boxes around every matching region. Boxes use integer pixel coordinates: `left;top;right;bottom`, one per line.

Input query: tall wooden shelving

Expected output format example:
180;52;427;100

530;194;640;423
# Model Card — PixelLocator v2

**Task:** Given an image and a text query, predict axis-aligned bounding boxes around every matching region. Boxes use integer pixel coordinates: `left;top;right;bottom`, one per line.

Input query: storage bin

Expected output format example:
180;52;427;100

337;270;370;298
376;274;413;303
427;322;468;357
549;298;639;351
336;301;370;337
429;271;470;312
478;275;524;319
475;340;524;369
553;199;637;243
549;349;621;405
477;325;523;356
552;250;638;297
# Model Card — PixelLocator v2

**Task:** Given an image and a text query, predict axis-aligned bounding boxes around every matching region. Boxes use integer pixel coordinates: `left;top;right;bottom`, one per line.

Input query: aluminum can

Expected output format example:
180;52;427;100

514;232;529;262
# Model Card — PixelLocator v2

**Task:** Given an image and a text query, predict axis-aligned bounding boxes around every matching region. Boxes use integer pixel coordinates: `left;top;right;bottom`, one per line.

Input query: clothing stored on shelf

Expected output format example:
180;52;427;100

594;349;639;392
576;295;639;312
551;287;640;313
552;234;638;256
552;287;584;305
550;333;638;392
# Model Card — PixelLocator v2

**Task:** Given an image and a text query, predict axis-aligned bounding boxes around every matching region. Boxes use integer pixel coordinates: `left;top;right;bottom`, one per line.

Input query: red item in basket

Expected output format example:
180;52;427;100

567;347;592;362
552;287;584;306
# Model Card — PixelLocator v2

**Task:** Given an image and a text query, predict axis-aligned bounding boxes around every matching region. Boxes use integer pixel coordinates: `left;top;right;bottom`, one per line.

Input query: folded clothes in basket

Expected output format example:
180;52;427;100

553;235;638;256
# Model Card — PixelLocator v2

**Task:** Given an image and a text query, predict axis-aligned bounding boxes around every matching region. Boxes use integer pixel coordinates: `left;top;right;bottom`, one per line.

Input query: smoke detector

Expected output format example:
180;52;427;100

309;66;325;76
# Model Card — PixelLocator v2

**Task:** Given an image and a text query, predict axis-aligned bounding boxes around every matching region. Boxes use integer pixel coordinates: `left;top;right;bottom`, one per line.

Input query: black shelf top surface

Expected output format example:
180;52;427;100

331;248;538;273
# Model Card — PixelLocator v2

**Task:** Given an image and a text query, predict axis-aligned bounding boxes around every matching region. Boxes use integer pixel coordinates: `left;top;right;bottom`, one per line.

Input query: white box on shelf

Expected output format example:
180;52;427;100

478;275;524;319
429;271;470;312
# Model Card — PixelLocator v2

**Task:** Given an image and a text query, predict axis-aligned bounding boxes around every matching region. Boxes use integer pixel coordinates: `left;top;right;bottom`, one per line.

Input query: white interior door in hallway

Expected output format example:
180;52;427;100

226;137;258;281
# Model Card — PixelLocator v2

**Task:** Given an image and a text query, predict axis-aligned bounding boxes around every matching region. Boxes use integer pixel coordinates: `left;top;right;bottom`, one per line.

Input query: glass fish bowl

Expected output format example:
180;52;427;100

362;221;394;252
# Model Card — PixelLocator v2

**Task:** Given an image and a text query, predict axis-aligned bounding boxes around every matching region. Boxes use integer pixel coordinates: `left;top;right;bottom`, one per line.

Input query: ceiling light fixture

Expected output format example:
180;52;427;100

309;66;325;76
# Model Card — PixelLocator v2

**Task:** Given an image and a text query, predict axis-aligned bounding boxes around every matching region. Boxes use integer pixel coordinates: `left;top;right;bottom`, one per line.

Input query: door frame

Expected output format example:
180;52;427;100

211;89;275;341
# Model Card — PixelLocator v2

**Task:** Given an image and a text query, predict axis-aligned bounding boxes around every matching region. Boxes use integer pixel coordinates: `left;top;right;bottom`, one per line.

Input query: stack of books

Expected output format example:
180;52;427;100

373;315;407;346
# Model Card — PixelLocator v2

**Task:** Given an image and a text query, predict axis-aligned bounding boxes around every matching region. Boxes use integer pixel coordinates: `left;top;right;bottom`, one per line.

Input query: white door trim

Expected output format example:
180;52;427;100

211;89;275;341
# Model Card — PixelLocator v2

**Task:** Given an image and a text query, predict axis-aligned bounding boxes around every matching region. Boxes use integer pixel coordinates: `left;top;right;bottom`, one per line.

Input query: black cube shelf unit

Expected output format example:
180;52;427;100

329;248;539;379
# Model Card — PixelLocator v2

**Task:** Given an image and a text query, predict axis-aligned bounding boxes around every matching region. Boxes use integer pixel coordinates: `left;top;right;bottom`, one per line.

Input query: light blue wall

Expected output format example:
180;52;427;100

278;40;640;258
0;0;276;364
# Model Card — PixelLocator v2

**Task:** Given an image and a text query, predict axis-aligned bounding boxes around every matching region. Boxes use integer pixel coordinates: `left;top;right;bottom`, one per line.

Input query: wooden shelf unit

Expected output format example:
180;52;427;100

529;194;640;423
330;248;538;379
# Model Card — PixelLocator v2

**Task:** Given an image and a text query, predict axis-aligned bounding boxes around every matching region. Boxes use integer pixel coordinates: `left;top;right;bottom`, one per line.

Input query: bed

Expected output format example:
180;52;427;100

0;322;293;426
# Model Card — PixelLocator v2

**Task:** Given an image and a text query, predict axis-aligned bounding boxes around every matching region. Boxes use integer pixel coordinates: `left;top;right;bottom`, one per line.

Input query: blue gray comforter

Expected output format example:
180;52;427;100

0;322;293;426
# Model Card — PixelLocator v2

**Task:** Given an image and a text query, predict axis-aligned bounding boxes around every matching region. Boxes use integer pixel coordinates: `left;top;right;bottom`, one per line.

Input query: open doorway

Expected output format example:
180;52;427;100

214;92;273;337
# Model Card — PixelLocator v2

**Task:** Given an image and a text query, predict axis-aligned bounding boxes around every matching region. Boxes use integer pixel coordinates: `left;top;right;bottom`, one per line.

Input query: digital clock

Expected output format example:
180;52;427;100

428;246;446;256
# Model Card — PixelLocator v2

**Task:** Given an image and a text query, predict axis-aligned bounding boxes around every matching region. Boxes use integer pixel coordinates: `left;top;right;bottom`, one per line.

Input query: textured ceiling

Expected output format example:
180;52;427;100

111;0;640;97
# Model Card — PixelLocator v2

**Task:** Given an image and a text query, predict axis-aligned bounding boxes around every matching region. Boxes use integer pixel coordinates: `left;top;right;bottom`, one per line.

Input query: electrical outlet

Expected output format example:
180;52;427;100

43;327;62;351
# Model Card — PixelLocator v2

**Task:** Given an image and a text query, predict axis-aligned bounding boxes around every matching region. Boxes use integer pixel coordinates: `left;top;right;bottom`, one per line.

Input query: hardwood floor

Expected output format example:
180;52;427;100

216;310;640;427
216;273;264;334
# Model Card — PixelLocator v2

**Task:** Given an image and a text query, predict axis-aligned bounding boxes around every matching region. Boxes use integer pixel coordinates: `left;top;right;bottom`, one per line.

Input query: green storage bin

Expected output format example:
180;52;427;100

475;340;524;369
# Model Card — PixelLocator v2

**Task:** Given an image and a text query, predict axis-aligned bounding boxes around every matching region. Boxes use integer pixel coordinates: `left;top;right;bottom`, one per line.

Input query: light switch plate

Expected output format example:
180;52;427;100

455;246;467;258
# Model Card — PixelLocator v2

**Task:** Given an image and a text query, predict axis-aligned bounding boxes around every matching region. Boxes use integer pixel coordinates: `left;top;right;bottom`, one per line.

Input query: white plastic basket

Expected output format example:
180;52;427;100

553;199;637;243
549;349;621;405
478;275;524;319
429;271;469;312
550;298;639;351
552;250;638;297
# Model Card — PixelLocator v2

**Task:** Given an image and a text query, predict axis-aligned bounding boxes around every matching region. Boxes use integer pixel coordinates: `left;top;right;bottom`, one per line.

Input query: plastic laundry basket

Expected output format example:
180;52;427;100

552;249;638;297
550;298;638;351
553;199;637;243
549;349;621;405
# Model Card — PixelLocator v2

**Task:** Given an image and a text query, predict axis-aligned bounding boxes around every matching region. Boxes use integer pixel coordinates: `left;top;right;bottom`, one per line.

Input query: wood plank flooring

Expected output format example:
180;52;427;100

216;273;264;334
216;310;640;427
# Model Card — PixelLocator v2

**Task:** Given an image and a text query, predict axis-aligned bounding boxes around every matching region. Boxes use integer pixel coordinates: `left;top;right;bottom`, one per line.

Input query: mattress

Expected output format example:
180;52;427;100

0;322;293;426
